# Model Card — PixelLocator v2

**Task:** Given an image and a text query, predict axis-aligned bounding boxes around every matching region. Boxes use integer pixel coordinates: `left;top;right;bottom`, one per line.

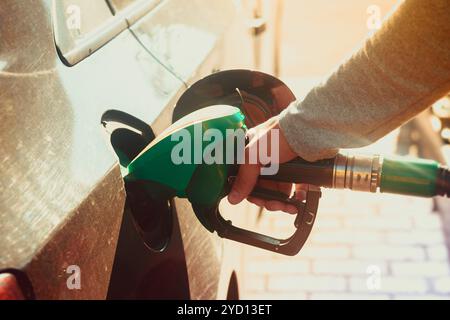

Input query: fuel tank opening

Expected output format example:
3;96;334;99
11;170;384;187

101;110;172;252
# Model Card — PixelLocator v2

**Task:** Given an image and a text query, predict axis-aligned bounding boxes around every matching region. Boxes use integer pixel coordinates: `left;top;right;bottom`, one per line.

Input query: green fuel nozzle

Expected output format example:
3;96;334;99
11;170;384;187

269;154;450;198
120;105;321;256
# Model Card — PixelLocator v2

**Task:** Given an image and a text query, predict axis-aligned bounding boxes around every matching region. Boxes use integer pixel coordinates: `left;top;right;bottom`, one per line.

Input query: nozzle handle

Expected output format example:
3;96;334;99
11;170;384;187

212;185;321;256
260;157;335;187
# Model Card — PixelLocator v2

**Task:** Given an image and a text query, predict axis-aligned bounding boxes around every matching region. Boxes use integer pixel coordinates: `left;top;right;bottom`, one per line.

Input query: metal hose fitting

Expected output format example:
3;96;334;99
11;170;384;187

333;153;382;193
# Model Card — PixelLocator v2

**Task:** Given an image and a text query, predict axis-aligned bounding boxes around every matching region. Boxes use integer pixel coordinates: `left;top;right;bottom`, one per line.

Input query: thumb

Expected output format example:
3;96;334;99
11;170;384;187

228;163;261;205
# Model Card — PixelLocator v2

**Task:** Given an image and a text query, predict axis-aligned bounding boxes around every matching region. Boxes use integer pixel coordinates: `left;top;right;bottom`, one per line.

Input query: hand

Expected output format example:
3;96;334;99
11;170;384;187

227;116;306;214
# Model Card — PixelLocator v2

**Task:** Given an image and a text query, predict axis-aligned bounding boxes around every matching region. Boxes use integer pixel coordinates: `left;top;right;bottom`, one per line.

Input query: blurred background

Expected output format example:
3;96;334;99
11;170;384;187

235;0;450;300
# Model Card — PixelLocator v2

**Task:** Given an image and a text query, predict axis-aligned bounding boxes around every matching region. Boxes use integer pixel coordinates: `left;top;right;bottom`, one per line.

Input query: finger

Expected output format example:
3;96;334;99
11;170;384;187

275;182;295;197
264;200;284;212
251;181;297;214
247;196;266;208
257;180;293;197
228;163;260;204
284;204;299;215
294;184;308;201
265;200;298;214
297;184;309;192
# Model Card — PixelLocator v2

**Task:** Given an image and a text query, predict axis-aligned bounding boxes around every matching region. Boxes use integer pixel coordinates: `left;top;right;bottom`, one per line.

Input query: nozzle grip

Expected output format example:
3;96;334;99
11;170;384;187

260;157;335;188
212;186;321;256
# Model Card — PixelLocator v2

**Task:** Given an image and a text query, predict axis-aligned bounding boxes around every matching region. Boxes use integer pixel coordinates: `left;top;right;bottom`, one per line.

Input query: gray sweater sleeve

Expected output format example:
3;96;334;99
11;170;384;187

279;0;450;162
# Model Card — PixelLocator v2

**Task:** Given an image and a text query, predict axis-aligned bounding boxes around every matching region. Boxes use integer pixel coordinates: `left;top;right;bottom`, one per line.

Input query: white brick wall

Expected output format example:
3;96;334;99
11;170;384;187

391;262;450;277
352;245;426;261
313;260;388;275
240;186;450;299
268;275;347;292
238;74;450;300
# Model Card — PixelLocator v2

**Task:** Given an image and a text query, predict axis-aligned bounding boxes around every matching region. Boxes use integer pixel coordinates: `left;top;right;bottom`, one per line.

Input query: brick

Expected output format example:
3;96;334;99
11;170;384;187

413;214;442;230
245;247;279;260
243;276;266;292
268;275;346;292
257;215;274;229
270;212;295;228
246;260;310;275
313;216;342;229
311;230;383;245
349;277;428;294
299;245;351;259
353;245;425;261
319;201;378;217
427;245;449;261
391;262;450;277
433;277;450;294
344;216;412;230
386;231;445;246
319;189;343;204
310;293;390;300
261;226;300;240
313;260;387;276
378;198;432;217
316;189;345;206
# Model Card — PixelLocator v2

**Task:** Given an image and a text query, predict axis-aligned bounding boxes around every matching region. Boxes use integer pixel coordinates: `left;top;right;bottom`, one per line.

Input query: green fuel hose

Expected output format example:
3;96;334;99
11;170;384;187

263;154;450;198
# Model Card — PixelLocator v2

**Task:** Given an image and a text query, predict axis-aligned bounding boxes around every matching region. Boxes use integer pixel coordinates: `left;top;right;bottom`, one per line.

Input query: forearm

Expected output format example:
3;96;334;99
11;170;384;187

279;0;450;162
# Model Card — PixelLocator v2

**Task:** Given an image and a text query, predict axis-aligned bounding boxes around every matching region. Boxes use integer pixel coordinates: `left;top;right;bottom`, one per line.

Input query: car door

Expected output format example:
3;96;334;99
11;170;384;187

0;0;258;300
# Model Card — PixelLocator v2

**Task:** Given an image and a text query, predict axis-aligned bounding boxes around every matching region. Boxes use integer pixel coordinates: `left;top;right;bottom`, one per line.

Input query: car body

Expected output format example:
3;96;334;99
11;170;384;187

0;0;276;299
